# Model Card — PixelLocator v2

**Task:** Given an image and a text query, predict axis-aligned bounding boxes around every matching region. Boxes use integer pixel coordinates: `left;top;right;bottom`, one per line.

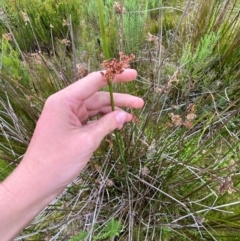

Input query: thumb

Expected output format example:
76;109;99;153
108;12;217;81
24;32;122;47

88;111;132;141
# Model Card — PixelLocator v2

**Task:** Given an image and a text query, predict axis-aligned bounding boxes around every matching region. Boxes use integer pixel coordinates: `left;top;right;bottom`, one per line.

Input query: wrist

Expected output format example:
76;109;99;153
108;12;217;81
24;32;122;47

0;160;60;240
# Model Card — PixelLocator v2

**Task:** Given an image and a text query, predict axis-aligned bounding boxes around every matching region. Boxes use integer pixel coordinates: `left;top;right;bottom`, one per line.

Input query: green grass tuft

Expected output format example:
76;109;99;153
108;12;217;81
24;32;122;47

0;0;240;240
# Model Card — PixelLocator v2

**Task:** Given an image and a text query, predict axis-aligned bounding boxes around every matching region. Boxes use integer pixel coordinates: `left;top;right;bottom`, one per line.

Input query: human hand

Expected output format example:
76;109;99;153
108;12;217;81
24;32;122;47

22;69;144;194
0;69;144;240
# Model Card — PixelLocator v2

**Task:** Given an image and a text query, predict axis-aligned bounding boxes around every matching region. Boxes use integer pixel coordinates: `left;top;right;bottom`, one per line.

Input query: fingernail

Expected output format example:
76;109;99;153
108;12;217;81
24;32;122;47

116;112;127;124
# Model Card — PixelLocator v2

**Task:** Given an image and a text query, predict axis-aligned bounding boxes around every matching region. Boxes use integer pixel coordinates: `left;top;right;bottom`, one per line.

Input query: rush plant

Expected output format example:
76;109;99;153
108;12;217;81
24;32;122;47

0;0;240;240
97;0;136;165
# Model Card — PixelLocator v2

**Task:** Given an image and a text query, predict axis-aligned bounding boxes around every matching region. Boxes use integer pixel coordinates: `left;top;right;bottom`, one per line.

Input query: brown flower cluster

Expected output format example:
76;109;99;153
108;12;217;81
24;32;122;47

76;63;88;79
114;1;126;14
141;167;150;176
95;178;114;187
146;32;161;49
167;103;197;129
168;113;183;127
2;33;12;41
101;52;135;81
61;39;71;46
154;69;179;94
28;52;42;65
217;176;235;195
132;115;140;124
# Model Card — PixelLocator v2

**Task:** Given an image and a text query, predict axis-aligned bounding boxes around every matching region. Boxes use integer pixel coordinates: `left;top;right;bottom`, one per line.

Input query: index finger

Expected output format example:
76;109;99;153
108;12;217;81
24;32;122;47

64;69;137;101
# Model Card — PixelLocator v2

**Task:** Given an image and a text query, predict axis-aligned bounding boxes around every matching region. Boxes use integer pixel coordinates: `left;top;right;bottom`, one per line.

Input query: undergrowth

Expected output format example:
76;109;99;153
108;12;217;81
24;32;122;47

0;0;240;240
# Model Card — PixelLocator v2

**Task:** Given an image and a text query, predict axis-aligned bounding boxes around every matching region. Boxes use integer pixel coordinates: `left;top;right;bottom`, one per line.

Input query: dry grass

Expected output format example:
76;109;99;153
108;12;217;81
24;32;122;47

0;0;239;240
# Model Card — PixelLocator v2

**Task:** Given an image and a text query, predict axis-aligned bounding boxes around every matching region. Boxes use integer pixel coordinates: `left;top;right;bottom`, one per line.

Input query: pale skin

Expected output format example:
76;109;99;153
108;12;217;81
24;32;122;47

0;69;144;241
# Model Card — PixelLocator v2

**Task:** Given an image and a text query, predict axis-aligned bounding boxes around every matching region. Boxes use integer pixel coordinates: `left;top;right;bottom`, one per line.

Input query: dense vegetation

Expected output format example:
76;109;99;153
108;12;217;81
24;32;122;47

0;0;240;240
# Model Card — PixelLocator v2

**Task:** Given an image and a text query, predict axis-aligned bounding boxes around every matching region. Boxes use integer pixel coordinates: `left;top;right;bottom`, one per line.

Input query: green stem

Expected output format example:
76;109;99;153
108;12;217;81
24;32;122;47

97;0;126;163
108;80;115;111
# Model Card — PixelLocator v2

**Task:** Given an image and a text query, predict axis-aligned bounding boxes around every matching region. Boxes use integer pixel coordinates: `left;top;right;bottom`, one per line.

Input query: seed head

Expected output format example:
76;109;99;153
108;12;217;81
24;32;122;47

101;52;135;81
61;39;71;46
217;176;235;194
76;63;88;79
62;19;70;26
21;11;30;25
2;33;12;41
141;167;150;176
114;1;126;14
0;8;7;20
186;113;196;121
169;113;183;126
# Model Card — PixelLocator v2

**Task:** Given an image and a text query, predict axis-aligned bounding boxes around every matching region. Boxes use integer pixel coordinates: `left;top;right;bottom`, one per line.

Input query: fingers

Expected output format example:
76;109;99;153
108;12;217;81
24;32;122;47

63;69;137;101
85;92;144;111
88;106;121;118
65;69;137;101
86;111;132;145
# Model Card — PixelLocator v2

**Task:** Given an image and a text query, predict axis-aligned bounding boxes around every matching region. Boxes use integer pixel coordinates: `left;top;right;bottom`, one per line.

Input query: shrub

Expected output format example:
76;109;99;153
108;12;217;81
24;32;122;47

0;0;240;240
0;0;81;52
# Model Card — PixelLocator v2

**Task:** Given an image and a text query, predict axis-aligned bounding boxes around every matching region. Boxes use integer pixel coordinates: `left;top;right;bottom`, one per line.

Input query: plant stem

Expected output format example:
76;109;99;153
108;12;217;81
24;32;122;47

97;0;126;163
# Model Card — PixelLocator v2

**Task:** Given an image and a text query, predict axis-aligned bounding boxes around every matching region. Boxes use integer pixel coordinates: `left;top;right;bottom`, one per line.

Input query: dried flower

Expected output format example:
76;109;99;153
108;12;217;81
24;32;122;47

61;39;71;46
155;70;179;95
76;63;88;79
186;113;197;121
229;160;237;172
216;80;222;87
62;19;70;26
187;103;196;113
154;87;164;94
132;115;140;124
95;178;114;187
29;52;42;65
100;53;105;59
172;105;181;110
106;138;113;147
217;176;235;194
148;139;156;152
21;11;30;24
94;164;100;171
0;8;7;20
165;122;174;128
146;32;155;42
141;167;150;176
106;179;114;187
146;32;159;46
114;1;126;14
146;32;164;50
169;113;183;126
183;120;193;129
2;33;12;41
101;52;135;81
168;69;179;84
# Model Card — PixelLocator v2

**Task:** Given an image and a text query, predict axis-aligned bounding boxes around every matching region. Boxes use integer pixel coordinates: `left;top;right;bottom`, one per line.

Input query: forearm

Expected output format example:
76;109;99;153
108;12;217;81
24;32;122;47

0;160;61;241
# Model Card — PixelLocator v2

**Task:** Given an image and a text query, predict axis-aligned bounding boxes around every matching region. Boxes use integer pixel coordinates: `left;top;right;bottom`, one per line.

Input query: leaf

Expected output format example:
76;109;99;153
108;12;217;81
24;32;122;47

69;231;88;241
94;219;123;240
